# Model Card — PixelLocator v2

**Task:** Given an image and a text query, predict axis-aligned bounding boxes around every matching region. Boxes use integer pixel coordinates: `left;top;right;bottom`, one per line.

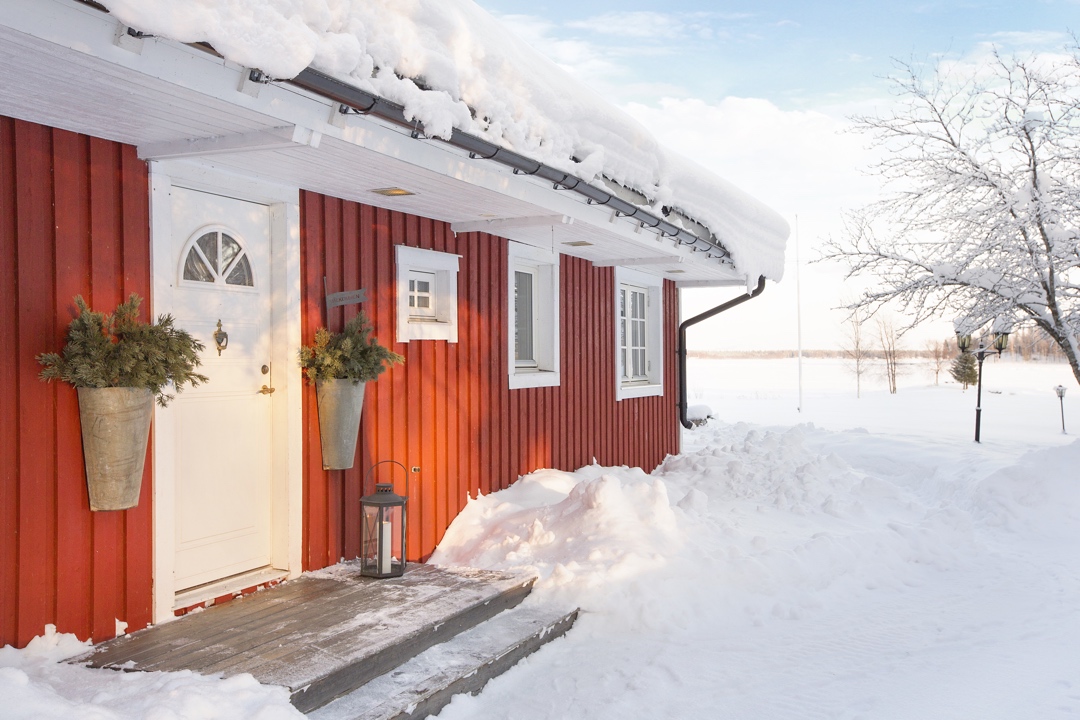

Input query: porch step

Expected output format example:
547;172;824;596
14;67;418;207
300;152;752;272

310;604;579;720
73;563;537;713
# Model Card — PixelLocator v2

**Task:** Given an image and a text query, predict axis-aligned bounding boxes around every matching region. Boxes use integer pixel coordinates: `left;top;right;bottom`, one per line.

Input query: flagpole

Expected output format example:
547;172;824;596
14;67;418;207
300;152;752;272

795;214;803;413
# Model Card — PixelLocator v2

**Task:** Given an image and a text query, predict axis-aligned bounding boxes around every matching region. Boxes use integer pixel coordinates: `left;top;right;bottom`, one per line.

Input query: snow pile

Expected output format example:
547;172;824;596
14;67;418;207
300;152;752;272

432;423;975;630
428;398;1080;718
0;625;301;720
432;465;681;614
95;0;788;282
972;440;1080;534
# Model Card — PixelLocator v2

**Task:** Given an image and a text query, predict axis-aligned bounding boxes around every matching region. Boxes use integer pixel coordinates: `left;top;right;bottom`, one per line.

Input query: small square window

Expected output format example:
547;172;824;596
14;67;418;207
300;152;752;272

408;270;437;319
396;245;460;343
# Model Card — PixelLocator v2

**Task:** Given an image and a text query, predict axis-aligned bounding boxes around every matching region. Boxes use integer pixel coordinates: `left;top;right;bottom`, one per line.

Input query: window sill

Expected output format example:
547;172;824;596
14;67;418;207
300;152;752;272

509;370;561;389
401;318;456;342
616;382;663;400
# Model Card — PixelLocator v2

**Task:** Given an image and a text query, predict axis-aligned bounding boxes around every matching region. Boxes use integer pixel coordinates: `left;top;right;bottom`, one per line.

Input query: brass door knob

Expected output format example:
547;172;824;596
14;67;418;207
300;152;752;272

259;385;276;395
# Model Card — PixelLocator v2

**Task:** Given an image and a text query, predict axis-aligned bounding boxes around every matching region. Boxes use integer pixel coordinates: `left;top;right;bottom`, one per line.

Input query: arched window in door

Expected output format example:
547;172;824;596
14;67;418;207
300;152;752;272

180;228;255;287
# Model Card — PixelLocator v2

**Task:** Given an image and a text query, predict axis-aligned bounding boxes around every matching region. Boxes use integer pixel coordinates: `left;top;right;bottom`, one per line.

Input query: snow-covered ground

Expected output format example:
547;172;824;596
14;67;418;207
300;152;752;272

5;357;1080;719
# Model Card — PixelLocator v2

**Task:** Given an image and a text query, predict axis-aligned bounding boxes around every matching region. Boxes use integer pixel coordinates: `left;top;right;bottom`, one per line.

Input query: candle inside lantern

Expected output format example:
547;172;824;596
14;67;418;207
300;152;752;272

379;517;393;574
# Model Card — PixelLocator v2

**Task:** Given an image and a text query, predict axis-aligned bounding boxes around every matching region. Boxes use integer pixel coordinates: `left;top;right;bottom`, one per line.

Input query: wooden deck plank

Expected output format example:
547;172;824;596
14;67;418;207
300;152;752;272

125;578;356;672
80;574;329;668
198;567;531;679
71;563;536;713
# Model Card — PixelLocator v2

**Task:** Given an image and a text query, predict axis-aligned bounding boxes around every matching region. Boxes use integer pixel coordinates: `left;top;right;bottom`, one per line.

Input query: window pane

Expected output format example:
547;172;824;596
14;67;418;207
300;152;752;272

515;270;534;363
618;285;649;382
225;254;254;286
408;270;436;318
196;232;219;274
221;233;242;270
183;249;214;283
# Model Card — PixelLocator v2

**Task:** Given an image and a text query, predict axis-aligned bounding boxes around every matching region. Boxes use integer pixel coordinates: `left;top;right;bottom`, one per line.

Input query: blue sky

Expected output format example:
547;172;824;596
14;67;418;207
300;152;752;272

478;1;1077;109
475;1;1079;352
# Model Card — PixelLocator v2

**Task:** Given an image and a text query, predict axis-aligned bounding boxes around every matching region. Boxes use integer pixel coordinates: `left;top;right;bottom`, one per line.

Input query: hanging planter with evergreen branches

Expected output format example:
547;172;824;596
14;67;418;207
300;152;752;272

38;294;207;511
299;311;403;470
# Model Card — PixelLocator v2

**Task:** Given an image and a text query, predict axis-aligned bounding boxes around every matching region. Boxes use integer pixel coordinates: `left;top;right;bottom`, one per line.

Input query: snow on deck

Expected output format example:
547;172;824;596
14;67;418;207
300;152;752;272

94;0;789;282
71;563;535;713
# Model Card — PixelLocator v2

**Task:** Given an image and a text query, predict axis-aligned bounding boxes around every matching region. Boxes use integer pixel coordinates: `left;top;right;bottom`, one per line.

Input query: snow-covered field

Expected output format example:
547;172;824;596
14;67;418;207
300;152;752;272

5;357;1080;719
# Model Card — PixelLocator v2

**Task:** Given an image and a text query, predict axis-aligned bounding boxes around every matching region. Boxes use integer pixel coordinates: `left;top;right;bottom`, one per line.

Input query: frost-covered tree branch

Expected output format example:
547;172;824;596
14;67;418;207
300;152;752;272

822;46;1080;385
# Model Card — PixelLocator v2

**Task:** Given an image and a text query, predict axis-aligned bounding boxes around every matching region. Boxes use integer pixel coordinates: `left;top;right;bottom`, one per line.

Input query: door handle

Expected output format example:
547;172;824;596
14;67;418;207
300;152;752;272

259;385;276;395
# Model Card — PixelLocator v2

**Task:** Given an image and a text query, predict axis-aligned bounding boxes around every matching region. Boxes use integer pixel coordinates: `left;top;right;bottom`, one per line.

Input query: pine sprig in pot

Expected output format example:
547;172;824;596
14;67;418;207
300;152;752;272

299;312;403;383
38;294;208;406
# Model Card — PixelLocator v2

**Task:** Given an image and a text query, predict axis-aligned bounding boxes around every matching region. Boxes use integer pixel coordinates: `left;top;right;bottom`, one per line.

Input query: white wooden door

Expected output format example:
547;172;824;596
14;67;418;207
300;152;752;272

170;187;274;592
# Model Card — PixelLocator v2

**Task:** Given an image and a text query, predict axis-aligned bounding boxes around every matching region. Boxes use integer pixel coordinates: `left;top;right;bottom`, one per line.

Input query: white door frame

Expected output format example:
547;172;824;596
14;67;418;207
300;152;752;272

149;159;303;624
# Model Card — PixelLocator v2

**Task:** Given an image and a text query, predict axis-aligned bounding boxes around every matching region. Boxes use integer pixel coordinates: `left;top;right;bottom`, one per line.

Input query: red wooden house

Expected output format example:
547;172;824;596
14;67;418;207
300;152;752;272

0;0;788;649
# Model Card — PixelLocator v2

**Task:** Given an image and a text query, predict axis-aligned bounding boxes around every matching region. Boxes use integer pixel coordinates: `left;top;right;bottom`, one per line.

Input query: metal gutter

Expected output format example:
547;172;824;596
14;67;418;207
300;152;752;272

72;1;740;270
677;276;766;430
285;68;735;266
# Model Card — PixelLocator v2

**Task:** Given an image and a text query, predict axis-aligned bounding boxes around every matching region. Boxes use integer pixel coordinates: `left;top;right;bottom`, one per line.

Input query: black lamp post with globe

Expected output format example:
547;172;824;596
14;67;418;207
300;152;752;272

955;325;1010;443
1055;385;1067;434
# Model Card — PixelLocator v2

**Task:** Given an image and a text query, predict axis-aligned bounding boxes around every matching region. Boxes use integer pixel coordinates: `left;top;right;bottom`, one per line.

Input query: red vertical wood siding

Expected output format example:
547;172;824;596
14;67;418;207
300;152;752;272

0;116;153;649
300;190;680;567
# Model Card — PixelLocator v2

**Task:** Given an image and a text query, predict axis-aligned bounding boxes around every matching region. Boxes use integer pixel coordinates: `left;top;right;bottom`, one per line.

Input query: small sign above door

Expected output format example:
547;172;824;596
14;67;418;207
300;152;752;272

326;288;368;309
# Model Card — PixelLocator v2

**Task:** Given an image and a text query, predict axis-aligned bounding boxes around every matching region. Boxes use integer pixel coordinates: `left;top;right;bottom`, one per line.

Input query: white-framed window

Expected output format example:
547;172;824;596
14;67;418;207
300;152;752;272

614;266;663;400
396;245;460;342
508;242;560;389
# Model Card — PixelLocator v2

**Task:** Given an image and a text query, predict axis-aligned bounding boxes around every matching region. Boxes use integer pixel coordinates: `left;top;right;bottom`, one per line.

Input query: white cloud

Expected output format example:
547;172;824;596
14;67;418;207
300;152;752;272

624;96;891;351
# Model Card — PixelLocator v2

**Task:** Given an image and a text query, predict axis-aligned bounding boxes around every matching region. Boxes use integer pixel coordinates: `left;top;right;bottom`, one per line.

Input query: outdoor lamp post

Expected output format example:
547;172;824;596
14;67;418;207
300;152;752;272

955;324;1010;443
361;461;408;579
1055;385;1067;434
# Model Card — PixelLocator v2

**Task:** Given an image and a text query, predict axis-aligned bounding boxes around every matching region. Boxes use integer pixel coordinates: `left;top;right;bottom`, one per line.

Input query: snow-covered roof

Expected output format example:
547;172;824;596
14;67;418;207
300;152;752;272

98;0;789;282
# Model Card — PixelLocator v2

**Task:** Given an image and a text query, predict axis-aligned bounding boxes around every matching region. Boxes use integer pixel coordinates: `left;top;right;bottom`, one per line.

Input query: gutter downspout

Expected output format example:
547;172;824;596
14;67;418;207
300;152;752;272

678;276;766;429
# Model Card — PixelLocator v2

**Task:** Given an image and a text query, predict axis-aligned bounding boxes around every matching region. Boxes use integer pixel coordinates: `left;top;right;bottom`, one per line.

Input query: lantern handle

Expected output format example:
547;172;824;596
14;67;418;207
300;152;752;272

364;460;409;502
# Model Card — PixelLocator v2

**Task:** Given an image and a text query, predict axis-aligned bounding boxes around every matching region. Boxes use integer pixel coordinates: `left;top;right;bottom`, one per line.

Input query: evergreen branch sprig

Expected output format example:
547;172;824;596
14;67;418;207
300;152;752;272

299;311;403;383
38;294;208;407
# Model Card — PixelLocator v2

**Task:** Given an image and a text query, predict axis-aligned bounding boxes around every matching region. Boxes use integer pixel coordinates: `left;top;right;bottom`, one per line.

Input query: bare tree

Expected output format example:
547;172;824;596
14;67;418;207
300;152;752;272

877;318;900;394
841;308;870;398
822;47;1080;386
926;338;950;384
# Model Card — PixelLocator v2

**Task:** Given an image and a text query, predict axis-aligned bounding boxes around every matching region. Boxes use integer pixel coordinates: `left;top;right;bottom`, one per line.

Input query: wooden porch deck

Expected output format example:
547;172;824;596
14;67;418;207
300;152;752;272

72;563;540;713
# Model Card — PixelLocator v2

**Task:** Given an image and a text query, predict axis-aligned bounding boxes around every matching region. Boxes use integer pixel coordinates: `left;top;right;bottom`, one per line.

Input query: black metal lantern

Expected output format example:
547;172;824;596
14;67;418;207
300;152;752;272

361;462;407;578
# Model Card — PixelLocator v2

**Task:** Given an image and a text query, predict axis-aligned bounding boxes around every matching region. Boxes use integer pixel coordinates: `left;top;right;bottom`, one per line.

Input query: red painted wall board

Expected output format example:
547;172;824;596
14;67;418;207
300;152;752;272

300;191;680;565
0;117;20;646
0;117;153;649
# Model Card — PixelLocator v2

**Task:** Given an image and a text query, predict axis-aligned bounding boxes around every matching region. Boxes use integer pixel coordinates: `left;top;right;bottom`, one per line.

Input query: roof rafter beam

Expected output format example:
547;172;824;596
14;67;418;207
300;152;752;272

137;125;321;160
592;256;684;268
675;279;748;289
450;215;573;235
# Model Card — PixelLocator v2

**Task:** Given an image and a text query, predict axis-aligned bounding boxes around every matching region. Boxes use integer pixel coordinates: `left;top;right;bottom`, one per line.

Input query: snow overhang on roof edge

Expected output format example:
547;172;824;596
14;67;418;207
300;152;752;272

87;0;789;283
286;68;736;263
